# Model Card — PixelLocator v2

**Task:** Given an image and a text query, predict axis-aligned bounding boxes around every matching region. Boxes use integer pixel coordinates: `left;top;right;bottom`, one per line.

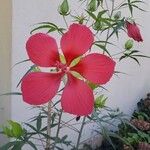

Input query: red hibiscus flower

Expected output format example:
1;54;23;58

126;21;143;42
21;24;115;116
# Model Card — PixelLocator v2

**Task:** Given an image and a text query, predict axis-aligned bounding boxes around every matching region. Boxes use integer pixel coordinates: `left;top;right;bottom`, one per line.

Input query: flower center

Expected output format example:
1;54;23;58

55;61;69;73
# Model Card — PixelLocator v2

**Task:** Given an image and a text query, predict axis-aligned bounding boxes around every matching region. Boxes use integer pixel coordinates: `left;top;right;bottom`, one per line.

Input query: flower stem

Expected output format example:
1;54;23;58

53;110;63;149
76;116;86;149
103;0;115;54
45;101;52;150
63;15;68;28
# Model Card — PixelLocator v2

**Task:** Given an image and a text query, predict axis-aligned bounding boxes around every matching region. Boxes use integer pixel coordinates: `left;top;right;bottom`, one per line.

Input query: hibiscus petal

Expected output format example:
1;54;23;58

26;33;59;67
72;54;116;84
61;24;94;65
21;72;62;105
61;74;94;116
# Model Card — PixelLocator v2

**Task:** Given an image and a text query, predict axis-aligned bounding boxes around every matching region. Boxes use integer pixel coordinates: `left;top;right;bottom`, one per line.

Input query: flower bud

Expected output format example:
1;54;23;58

114;11;121;20
125;39;134;50
88;0;97;12
59;0;69;16
125;21;143;42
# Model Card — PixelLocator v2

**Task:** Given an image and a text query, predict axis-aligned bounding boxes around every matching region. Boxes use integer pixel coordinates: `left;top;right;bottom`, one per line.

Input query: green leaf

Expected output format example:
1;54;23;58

129;4;133;16
61;135;68;141
94;95;107;108
25;123;37;132
130;56;140;65
0;142;17;150
11;141;25;150
132;4;146;12
86;10;97;20
108;19;125;39
132;54;150;58
30;22;65;34
8;120;24;138
27;141;38;150
1;121;24;138
12;59;30;68
97;0;103;7
16;65;36;88
119;3;128;8
97;10;107;18
0;92;22;96
2;126;13;137
95;40;115;46
36;113;42;131
95;44;111;57
30;25;54;34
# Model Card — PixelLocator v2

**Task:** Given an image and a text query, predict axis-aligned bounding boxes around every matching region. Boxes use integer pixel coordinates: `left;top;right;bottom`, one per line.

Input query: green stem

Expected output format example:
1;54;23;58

63;15;68;28
53;110;63;149
76;117;86;149
104;0;115;54
45;101;52;150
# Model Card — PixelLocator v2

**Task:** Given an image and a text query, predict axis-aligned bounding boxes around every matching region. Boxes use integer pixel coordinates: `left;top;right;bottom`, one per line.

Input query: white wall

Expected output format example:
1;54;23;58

12;0;150;149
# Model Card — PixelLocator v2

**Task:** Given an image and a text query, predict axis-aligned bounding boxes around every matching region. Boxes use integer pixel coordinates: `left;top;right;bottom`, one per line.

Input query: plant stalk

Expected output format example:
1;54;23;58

53;110;63;149
76;116;86;149
104;0;115;53
45;101;52;150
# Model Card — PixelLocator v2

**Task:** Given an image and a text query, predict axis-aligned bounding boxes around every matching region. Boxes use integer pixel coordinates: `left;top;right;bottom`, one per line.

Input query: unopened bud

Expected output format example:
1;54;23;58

125;39;134;50
88;0;97;12
59;0;69;16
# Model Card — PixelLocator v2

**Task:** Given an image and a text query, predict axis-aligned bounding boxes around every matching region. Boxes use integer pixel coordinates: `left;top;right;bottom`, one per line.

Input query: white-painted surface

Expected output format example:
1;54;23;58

11;0;150;149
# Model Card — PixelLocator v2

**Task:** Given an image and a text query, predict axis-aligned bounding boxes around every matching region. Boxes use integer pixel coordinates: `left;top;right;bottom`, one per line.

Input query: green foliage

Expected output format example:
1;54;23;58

2;121;24;138
16;65;40;88
119;50;150;65
30;22;65;35
94;95;107;108
119;0;146;16
88;0;97;12
89;107;130;150
0;121;35;150
103;93;150;149
0;107;73;150
124;131;150;146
